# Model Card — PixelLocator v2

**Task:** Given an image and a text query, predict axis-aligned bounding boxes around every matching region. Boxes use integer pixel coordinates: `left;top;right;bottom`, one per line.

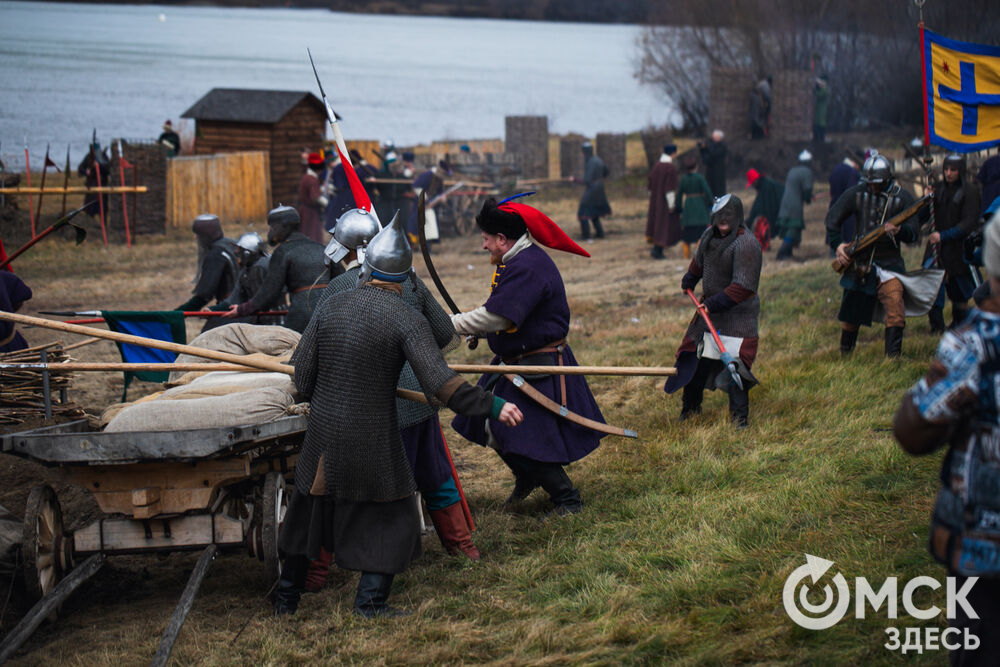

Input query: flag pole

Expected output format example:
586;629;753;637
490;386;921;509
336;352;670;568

117;139;132;248
919;19;931;147
23;138;35;237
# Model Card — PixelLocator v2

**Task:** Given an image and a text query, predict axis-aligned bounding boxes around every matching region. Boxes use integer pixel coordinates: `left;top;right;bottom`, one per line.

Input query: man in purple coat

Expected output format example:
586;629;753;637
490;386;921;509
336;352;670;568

451;197;605;515
0;270;32;353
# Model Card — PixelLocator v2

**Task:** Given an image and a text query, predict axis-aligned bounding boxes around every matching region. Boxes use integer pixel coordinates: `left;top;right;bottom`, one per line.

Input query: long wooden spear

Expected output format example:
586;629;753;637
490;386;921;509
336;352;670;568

60;144;70;218
23;138;35;236
116;139;132;248
0;312;675;378
33;143;53;233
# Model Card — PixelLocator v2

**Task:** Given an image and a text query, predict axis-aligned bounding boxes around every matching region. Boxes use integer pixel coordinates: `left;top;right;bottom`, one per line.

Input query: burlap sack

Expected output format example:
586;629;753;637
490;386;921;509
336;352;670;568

104;385;295;433
167;323;300;384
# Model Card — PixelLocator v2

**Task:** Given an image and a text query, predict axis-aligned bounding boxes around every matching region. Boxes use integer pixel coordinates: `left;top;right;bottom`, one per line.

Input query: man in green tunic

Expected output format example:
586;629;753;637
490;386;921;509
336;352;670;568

676;155;714;259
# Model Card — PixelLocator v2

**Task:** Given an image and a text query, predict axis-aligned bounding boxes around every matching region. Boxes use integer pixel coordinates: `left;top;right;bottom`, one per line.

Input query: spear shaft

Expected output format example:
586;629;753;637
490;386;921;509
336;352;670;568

60;144;70;218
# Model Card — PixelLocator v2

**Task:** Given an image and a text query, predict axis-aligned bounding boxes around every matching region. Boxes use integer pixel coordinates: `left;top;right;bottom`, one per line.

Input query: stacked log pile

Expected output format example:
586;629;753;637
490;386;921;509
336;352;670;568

0;342;84;425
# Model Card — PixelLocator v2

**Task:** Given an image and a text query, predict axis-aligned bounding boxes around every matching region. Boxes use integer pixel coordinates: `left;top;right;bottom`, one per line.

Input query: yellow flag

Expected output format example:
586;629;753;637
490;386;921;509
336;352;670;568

924;28;1000;152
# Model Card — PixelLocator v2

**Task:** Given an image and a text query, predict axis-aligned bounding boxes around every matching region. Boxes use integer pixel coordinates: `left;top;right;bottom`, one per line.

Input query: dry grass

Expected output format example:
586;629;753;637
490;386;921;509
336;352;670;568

2;175;950;665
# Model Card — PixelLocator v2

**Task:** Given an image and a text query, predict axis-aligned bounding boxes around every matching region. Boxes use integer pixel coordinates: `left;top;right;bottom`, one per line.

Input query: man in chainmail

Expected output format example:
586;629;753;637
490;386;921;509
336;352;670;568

174;214;238;325
223;205;339;332
827;153;924;357
450;197;605;516
664;194;762;428
276;213;523;618
302;208;482;595
207;232;284;328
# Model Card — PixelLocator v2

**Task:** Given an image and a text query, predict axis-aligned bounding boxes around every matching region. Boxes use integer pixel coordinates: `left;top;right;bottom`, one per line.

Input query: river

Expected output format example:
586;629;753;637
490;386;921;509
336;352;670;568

0;1;672;170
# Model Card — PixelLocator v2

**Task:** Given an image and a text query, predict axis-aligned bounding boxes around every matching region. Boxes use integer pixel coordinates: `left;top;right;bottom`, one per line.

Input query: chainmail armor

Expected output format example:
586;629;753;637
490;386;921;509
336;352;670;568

318;267;457;428
685;226;761;340
291;284;460;501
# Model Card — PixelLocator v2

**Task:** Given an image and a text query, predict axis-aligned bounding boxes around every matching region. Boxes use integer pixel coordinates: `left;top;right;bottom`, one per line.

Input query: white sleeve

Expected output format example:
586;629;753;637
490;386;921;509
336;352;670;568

450;306;514;336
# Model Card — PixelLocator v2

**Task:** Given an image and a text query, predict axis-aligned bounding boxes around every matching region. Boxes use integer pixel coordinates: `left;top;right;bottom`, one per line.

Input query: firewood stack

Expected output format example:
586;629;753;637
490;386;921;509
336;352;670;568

0;342;84;425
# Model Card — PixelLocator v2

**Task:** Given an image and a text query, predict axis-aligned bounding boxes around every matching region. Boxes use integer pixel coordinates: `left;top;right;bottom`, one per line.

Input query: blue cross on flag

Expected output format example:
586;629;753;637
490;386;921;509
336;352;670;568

923;29;1000;153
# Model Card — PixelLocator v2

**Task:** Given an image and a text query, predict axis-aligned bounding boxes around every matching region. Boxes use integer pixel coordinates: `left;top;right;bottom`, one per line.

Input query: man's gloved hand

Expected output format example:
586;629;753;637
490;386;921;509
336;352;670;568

680;271;698;292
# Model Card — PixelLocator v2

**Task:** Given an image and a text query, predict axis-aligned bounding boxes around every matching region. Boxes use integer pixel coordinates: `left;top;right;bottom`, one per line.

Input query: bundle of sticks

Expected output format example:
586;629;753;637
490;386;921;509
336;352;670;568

0;341;85;425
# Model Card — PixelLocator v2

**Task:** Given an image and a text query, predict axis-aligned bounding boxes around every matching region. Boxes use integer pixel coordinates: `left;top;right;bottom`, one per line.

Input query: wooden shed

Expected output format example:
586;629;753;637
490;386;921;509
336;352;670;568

181;89;327;208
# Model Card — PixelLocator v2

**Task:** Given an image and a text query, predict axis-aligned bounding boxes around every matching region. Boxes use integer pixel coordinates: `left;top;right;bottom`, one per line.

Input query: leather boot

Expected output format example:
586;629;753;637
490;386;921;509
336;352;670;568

578;219;591;240
682;242;691;260
353;572;411;619
534;464;583;515
273;555;309;616
650;245;665;259
928;306;946;334
884;326;904;359
840;329;858;357
429;502;480;561
304;547;333;593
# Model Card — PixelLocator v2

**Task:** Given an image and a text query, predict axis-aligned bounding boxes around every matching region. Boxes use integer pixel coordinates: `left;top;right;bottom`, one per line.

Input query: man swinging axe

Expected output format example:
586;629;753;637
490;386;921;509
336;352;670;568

664;194;762;428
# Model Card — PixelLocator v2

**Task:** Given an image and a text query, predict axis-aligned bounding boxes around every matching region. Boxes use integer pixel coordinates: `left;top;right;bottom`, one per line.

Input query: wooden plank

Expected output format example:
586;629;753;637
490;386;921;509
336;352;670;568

64;458;250;515
150;545;217;667
3;414;307;464
0;186;148;194
0;554;106;664
74;514;244;553
133;487;162;506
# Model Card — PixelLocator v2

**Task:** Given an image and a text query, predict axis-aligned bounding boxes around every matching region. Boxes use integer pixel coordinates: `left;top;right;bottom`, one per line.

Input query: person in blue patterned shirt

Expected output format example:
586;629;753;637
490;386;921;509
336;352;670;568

894;211;1000;665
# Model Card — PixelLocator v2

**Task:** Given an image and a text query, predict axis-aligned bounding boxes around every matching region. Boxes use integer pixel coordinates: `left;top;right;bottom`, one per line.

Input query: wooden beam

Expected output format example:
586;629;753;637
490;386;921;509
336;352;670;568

0;554;106;664
150;545;218;667
0;186;149;194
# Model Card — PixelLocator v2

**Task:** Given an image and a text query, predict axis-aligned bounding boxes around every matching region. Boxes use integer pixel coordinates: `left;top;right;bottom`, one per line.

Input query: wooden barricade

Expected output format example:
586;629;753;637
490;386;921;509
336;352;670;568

166;151;271;229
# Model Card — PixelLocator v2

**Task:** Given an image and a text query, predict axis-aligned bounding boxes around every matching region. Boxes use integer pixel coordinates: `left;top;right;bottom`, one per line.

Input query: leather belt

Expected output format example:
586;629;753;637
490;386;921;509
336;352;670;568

502;338;568;407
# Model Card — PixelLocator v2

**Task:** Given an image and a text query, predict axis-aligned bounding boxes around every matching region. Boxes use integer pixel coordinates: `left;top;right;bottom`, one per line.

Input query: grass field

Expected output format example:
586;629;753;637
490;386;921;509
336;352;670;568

2;175;954;665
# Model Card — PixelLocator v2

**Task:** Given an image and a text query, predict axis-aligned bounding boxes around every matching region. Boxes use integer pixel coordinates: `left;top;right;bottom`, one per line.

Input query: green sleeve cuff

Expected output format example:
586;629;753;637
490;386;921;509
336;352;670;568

489;395;506;421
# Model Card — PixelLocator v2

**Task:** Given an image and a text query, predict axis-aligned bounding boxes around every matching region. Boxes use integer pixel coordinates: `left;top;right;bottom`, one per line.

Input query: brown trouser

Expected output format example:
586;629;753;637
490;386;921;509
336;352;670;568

841;278;906;331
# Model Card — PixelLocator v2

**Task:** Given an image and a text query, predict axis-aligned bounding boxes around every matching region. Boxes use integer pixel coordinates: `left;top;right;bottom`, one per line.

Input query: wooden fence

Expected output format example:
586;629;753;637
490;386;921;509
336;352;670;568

166;151;271;229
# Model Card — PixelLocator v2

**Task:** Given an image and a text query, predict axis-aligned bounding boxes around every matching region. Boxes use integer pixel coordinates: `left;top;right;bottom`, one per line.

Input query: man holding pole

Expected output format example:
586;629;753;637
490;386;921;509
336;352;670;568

664;194;761;428
450;196;605;516
826;153;926;357
276;214;522;618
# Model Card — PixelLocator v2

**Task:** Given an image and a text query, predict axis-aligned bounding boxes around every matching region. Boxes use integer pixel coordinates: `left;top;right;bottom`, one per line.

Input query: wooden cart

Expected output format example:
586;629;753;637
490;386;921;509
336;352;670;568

2;415;306;604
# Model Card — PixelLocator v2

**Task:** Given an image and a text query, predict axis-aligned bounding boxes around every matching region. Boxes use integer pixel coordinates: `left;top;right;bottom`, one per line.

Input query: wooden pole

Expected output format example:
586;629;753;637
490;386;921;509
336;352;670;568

60;144;71;218
450;364;676;376
0;186;149;194
24;140;35;237
0;362;267;373
150;545;216;667
117;140;132;248
0;554;106;664
34;144;51;234
0;312;292;373
92;153;108;248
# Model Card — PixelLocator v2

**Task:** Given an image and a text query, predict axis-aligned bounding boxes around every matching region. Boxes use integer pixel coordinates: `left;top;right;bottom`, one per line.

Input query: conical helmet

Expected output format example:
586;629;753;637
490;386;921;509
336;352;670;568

324;208;382;265
358;211;411;284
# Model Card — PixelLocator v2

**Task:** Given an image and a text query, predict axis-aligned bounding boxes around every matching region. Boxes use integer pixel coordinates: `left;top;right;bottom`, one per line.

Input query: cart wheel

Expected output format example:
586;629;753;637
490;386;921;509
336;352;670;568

261;472;287;582
22;484;72;606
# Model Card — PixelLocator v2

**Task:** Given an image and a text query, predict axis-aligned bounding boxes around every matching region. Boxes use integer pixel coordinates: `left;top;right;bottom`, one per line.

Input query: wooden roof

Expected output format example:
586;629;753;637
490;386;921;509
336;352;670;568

180;88;324;124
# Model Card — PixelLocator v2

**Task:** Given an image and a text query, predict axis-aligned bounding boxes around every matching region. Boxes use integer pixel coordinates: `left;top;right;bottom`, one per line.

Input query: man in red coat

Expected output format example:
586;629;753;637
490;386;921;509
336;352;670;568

297;152;328;243
646;144;681;259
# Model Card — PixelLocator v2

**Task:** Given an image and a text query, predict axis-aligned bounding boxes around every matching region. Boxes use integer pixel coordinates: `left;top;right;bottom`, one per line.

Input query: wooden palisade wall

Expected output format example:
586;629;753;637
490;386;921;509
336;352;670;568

166;151;271;229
